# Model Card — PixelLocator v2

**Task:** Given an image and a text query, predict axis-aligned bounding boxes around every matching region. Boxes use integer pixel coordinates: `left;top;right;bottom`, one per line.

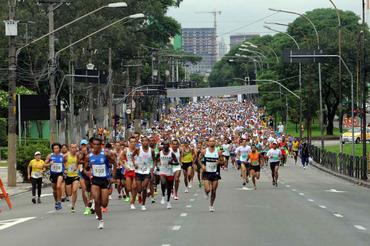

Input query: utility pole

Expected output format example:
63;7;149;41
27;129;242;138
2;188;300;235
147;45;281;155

7;0;17;187
107;48;113;133
88;37;94;138
48;3;58;144
68;42;74;144
361;0;368;180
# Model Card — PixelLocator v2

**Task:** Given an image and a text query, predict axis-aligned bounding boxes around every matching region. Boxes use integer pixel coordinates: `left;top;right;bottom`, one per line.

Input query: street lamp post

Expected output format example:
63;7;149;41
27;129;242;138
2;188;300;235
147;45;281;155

242;42;280;63
264;25;303;139
269;8;324;150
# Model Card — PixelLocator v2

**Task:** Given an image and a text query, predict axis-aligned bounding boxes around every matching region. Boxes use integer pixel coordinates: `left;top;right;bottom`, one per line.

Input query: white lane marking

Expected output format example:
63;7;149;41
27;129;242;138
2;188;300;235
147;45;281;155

172;225;181;231
190;199;195;202
180;213;188;217
285;185;290;188
307;199;314;202
333;213;343;218
186;205;192;208
162;244;171;246
325;189;347;193
236;187;254;191
193;194;199;197
40;193;53;198
354;225;367;231
47;210;56;214
299;193;304;196
0;217;36;231
319;205;327;209
292;189;297;192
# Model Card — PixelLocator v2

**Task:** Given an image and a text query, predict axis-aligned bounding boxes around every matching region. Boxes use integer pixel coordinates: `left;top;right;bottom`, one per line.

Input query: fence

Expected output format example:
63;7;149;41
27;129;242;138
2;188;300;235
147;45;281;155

308;144;368;180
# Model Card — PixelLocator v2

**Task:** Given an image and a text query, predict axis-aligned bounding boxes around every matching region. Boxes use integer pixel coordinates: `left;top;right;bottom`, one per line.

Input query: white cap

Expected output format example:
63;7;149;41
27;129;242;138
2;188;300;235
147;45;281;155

34;151;41;156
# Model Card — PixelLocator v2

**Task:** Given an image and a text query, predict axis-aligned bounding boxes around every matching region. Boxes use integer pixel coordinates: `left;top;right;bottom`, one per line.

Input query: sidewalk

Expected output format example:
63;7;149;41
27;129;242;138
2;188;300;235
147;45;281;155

0;167;50;196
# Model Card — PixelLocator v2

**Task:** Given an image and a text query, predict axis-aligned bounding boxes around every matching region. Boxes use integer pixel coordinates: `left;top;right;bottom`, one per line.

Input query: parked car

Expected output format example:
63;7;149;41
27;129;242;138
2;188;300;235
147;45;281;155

342;127;370;144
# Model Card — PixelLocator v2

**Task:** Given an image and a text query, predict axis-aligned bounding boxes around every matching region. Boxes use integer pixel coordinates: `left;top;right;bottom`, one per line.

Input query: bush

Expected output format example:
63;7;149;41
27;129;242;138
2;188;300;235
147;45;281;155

0;147;7;160
17;141;50;182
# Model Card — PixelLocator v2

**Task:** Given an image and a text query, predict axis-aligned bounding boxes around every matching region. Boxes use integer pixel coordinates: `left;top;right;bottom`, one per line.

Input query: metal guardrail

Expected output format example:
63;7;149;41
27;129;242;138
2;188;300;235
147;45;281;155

308;144;368;180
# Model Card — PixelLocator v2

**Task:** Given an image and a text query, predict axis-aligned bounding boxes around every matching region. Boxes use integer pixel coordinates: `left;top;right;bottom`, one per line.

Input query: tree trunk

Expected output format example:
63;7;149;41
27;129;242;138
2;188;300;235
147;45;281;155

326;110;335;135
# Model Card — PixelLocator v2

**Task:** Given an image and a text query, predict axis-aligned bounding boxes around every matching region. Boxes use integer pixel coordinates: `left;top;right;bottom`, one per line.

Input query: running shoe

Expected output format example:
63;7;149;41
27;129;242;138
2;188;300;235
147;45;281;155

174;196;179;200
37;197;41;204
84;207;91;215
167;202;172;209
188;184;192;189
161;197;165;205
118;195;122;200
141;205;146;211
71;207;75;213
56;202;62;210
130;204;136;210
109;195;112;200
98;220;104;229
209;206;215;212
184;188;189;193
151;197;155;204
32;198;36;204
124;197;130;202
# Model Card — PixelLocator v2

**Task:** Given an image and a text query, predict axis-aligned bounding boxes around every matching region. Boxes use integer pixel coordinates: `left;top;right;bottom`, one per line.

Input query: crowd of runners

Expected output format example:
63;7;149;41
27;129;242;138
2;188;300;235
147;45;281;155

27;98;310;229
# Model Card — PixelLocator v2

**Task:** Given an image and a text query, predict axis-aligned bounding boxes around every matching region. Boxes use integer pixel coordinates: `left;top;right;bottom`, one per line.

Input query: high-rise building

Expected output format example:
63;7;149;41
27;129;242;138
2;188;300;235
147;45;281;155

230;34;260;48
182;28;217;75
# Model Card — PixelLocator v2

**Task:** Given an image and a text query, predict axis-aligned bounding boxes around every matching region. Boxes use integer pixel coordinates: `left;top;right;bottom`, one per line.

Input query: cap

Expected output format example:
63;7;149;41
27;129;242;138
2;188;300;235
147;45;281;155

34;151;41;156
80;139;88;145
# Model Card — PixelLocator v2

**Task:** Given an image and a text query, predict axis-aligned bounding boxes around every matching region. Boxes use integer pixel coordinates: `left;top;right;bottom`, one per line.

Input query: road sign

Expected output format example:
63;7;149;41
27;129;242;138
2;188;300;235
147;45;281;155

126;109;132;114
282;49;325;64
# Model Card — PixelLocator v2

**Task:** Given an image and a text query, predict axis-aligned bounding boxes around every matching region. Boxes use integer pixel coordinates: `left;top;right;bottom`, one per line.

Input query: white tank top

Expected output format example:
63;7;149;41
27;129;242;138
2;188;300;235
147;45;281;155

126;148;136;170
204;148;219;173
159;150;173;176
136;147;152;174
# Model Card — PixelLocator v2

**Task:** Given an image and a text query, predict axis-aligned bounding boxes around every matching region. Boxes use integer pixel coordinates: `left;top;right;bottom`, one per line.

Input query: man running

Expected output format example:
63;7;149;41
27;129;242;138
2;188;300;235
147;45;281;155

89;137;115;229
112;142;125;200
199;137;225;212
236;139;251;187
45;143;65;210
156;141;176;209
267;141;281;187
78;140;93;215
134;136;155;211
170;139;182;200
121;136;138;209
64;143;80;212
181;141;195;192
248;145;261;190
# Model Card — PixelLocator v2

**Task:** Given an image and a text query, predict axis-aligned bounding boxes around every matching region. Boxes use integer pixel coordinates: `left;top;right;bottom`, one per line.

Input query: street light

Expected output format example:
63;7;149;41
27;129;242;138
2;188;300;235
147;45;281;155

269;8;325;151
242;41;280;63
264;25;303;139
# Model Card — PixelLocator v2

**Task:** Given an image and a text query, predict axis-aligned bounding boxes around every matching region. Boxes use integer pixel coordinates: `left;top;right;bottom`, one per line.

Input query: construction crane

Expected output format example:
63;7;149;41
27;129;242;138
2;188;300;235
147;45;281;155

195;10;221;58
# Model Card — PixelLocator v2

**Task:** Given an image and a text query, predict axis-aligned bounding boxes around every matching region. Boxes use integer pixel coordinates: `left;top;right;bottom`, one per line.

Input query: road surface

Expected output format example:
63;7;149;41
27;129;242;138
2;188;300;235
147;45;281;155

1;159;369;246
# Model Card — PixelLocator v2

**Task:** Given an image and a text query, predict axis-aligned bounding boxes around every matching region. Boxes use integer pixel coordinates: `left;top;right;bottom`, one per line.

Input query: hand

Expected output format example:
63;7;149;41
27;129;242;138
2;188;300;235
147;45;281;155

202;165;206;172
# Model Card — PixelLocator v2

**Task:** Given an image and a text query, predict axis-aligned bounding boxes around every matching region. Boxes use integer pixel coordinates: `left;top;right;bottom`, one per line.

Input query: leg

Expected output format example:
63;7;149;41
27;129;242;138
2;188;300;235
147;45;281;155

210;180;218;206
250;169;256;188
52;183;57;202
166;178;174;202
241;164;247;184
130;178;137;205
36;178;42;198
142;177;149;205
174;171;180;197
183;168;189;188
204;180;210;198
31;178;36;197
187;165;193;185
125;177;132;201
274;165;280;183
80;179;89;207
160;176;167;198
71;180;79;209
91;185;102;220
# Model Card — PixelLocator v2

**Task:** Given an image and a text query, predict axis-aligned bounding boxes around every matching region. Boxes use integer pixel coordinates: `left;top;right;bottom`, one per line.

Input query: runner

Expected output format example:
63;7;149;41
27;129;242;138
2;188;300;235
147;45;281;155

248;145;261;190
27;151;45;204
112;142;125;200
267;141;281;187
134;136;155;211
121;136;138;209
45;143;65;210
194;141;204;188
170;139;182;200
199;137;225;212
156;141;176;209
236;139;251;187
61;144;69;202
89;137;115;229
222;139;231;170
292;138;300;165
181;141;195;192
149;136;160;203
78;140;93;215
64;144;80;212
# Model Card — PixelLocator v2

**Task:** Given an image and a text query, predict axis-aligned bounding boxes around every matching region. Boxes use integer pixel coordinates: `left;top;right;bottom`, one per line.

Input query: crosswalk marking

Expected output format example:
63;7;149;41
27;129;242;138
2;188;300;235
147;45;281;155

0;217;36;231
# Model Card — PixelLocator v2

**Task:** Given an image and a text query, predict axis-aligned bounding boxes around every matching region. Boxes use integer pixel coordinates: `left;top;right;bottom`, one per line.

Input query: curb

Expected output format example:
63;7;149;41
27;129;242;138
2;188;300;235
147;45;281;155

8;182;52;197
310;161;370;189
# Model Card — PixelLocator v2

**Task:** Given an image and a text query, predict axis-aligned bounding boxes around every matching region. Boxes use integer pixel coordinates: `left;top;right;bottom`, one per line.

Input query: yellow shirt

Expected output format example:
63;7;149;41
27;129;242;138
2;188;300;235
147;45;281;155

29;159;44;179
65;154;78;177
182;150;193;163
292;141;300;151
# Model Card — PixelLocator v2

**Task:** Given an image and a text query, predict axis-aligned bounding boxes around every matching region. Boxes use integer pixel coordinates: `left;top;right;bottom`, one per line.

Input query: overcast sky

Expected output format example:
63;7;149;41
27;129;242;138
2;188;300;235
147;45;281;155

167;0;364;45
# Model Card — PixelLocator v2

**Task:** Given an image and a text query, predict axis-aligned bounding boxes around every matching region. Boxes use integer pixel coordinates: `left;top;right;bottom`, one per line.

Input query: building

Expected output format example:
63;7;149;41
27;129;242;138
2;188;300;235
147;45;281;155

230;34;260;48
182;28;217;75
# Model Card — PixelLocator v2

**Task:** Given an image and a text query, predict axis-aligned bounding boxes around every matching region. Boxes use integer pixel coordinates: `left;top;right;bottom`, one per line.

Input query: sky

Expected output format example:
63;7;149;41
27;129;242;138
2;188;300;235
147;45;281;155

167;0;364;46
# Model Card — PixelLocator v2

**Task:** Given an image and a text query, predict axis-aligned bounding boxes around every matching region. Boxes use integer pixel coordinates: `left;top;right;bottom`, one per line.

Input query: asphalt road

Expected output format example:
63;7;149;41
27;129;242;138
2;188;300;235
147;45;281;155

1;159;370;246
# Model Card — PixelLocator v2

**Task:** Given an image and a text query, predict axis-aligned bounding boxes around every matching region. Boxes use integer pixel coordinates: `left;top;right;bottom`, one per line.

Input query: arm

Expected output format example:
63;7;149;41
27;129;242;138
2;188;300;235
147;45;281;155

218;150;226;166
120;150;129;170
199;149;206;171
27;161;32;180
44;154;52;167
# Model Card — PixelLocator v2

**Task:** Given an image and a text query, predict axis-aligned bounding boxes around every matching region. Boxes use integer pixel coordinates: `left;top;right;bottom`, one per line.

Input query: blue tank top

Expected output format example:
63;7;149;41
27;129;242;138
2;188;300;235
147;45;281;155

89;151;110;179
50;153;64;174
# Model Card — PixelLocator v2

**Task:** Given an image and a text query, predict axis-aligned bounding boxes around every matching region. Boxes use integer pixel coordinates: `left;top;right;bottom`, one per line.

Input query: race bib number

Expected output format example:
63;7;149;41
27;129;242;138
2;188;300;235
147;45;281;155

251;161;259;166
68;164;76;172
92;165;107;177
32;172;41;179
206;162;217;172
51;163;63;173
